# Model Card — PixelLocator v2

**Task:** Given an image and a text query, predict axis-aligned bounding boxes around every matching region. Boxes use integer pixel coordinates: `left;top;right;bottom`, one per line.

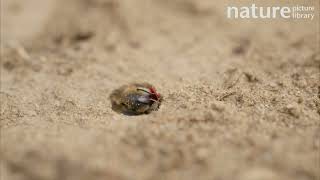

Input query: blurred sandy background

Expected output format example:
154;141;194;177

1;0;319;180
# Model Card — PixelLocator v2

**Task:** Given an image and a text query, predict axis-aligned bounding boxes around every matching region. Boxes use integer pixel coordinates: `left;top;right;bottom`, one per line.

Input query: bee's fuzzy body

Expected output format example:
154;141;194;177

110;83;162;115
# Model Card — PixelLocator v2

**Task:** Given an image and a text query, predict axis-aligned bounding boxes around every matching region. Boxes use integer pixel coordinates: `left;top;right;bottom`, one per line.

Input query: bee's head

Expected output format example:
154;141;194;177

149;87;161;100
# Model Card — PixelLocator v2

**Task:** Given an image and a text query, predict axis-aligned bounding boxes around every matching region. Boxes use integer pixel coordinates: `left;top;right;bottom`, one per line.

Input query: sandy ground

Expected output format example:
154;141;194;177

1;0;320;180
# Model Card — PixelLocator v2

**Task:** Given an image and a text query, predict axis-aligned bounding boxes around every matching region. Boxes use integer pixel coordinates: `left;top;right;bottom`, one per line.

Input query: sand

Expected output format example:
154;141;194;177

1;0;319;180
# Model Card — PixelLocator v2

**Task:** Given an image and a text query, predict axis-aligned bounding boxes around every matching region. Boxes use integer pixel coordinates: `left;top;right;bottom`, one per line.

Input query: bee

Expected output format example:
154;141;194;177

110;83;162;115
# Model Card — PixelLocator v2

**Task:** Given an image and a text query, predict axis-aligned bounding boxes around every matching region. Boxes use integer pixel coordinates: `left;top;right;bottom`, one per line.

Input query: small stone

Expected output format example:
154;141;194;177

240;167;282;180
210;101;225;112
284;104;300;118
